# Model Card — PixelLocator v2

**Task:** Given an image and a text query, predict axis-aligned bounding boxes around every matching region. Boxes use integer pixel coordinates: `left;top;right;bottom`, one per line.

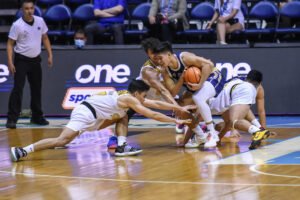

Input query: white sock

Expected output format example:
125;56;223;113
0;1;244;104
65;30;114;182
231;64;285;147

117;136;127;146
251;119;261;128
248;125;260;134
192;125;205;137
207;123;216;133
23;144;34;154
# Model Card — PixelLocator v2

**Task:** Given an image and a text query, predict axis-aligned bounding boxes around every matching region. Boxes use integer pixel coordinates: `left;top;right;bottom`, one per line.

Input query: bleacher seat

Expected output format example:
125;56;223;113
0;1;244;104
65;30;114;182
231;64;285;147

183;2;214;42
66;3;95;37
125;3;151;40
37;0;63;8
244;1;278;42
43;4;72;39
276;1;300;40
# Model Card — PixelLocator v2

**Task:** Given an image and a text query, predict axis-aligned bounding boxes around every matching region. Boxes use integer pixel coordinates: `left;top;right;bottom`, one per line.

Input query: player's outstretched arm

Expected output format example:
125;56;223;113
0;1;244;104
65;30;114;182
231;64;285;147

143;69;177;104
161;68;184;97
143;99;196;113
124;97;191;124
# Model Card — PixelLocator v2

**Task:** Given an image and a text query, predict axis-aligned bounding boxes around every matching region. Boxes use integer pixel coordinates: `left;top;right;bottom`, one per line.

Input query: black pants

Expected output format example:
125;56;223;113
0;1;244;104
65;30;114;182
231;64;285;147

85;22;124;44
148;21;183;43
7;53;43;122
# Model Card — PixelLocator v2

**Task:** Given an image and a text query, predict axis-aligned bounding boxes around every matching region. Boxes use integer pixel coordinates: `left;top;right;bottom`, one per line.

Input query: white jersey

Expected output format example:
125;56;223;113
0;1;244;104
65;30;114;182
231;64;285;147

86;91;129;120
66;90;129;132
8;16;48;58
209;79;257;114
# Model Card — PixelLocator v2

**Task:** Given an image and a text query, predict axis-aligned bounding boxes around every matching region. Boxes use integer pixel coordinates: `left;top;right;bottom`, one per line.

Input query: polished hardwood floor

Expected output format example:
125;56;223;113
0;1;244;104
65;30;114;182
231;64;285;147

0;126;300;200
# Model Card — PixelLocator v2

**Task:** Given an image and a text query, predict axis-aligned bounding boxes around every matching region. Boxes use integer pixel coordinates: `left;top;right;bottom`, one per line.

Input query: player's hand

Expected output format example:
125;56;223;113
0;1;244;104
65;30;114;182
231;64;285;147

48;55;53;68
187;82;202;91
229;129;241;138
181;105;197;113
8;63;16;74
176;119;192;125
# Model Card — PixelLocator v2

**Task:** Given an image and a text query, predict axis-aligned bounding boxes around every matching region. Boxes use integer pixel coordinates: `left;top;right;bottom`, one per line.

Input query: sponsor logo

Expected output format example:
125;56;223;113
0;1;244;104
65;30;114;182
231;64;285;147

75;64;131;84
216;62;251;80
62;87;115;109
0;64;9;84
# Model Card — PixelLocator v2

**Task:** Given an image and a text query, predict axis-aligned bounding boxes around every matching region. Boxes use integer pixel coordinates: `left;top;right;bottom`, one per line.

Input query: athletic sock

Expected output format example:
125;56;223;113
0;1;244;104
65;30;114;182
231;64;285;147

117;136;127;146
248;125;260;134
23;144;34;154
251;119;262;128
192;125;205;137
207;123;216;133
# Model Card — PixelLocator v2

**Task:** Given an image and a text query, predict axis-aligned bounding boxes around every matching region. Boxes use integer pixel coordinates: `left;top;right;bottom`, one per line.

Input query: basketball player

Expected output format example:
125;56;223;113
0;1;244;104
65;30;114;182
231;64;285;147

10;80;193;161
107;38;179;149
208;70;270;149
107;38;200;149
153;42;226;148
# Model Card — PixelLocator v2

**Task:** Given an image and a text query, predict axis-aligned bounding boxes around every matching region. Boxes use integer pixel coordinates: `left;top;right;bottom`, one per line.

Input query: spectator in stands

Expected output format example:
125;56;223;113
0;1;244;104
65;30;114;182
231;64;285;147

207;0;244;45
148;0;189;42
84;0;126;45
74;29;87;49
6;0;53;129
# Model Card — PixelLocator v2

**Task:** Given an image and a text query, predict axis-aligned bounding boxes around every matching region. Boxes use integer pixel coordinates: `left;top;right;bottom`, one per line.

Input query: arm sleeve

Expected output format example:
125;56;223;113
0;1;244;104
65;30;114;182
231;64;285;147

232;0;241;10
41;18;48;34
8;23;18;41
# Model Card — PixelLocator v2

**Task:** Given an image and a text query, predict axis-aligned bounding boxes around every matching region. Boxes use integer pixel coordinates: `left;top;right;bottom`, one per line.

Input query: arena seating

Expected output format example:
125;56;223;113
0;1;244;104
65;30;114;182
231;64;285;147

0;0;299;44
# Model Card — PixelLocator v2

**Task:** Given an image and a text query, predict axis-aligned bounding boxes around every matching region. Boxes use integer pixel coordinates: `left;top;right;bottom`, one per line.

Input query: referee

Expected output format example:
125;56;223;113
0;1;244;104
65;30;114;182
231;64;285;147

6;0;53;129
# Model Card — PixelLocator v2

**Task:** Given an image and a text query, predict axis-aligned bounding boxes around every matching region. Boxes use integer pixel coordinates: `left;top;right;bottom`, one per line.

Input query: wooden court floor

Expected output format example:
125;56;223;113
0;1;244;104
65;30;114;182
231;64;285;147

0;125;300;200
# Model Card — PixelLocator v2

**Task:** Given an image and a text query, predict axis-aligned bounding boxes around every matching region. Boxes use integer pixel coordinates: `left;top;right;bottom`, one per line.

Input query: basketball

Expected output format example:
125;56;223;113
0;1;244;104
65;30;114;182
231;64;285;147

184;66;201;83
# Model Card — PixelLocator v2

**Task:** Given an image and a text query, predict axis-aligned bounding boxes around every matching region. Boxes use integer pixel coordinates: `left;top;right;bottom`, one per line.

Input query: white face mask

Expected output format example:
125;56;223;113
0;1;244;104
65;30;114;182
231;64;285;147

74;39;85;49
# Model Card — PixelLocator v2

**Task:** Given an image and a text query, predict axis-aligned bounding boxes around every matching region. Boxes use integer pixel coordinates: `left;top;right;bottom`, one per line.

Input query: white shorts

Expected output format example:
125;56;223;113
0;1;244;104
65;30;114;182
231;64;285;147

66;104;103;132
209;81;256;114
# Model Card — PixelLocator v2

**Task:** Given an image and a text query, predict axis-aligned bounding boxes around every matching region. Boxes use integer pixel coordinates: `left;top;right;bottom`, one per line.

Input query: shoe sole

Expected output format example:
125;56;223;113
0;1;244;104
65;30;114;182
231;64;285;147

249;131;271;150
184;144;200;148
115;149;143;157
10;147;18;162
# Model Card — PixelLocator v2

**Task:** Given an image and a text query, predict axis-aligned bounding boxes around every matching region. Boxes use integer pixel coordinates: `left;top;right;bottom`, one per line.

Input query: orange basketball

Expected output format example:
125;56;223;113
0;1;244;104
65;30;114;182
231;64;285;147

184;67;201;83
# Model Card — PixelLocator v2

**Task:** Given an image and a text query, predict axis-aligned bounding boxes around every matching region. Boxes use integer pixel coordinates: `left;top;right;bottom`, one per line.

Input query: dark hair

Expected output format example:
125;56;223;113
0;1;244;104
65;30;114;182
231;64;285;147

22;0;35;5
128;79;150;93
75;29;86;36
141;38;161;53
153;41;173;54
246;69;263;84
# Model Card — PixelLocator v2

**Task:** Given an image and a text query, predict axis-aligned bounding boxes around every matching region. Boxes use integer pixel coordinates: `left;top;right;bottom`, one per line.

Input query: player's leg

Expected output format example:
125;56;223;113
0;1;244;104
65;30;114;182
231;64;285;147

107;109;136;149
10;127;79;162
245;110;263;129
114;115;143;156
177;92;207;147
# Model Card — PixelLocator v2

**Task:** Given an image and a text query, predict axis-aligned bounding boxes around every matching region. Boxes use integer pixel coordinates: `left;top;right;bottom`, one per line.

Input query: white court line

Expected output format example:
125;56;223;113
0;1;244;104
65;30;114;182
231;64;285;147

250;165;300;179
208;136;300;165
0;170;299;187
268;122;300;127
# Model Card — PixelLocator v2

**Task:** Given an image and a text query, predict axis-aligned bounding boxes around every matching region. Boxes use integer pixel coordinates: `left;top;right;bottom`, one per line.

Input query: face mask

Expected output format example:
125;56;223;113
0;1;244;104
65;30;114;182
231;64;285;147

74;39;85;49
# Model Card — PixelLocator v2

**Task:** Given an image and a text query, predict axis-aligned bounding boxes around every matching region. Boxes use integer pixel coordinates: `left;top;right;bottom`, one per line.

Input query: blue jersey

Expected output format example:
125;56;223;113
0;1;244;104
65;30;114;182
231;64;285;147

167;52;226;96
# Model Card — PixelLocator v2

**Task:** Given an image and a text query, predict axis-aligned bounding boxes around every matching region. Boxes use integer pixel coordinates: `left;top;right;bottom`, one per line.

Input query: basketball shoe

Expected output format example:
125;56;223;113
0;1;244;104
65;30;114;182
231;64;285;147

10;147;27;162
115;143;143;157
249;129;270;150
